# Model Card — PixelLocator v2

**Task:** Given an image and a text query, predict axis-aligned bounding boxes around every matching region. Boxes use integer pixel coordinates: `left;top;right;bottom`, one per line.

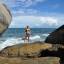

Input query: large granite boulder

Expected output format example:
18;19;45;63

0;3;12;36
45;25;64;44
0;43;52;57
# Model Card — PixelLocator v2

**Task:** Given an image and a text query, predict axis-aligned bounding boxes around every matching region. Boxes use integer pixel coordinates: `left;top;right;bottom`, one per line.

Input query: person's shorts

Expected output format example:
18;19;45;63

26;33;30;37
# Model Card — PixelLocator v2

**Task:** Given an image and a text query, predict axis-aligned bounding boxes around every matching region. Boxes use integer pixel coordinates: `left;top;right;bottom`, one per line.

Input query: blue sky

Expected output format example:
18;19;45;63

1;0;64;28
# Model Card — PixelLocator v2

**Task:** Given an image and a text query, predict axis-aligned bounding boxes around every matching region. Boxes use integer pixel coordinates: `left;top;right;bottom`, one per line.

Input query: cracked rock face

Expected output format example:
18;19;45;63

0;4;12;36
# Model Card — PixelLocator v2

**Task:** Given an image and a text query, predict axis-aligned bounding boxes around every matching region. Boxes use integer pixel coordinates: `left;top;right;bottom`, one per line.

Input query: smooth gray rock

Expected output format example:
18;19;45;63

0;4;12;36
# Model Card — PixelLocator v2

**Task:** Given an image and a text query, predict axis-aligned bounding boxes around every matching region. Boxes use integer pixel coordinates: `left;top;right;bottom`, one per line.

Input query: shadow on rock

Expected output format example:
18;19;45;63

40;48;64;64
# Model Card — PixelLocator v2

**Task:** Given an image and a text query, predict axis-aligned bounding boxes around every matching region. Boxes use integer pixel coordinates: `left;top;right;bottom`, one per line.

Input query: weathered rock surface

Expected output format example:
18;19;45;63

0;3;12;36
0;42;62;64
45;25;64;44
0;56;60;64
0;43;52;57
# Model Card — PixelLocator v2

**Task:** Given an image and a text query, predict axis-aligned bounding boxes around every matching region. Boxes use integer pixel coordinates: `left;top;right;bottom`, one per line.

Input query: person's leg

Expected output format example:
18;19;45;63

28;36;29;42
25;36;27;42
25;34;30;42
24;34;27;43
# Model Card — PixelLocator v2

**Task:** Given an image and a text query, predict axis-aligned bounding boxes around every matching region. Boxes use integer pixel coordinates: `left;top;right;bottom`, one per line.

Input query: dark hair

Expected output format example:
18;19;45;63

26;25;29;28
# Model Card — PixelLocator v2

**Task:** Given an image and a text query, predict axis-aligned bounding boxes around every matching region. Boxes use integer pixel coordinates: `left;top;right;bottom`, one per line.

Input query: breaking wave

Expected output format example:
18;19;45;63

0;33;49;51
42;33;49;37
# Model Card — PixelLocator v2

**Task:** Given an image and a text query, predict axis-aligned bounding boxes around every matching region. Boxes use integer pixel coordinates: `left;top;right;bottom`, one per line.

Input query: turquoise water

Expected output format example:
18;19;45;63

1;28;56;41
0;28;55;42
2;28;55;37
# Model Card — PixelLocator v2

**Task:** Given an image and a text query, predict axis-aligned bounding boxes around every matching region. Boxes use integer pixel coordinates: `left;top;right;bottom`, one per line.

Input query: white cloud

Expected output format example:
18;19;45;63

9;15;59;28
12;8;39;16
0;0;5;3
40;17;58;26
3;0;46;8
1;0;44;16
15;0;46;7
9;16;39;28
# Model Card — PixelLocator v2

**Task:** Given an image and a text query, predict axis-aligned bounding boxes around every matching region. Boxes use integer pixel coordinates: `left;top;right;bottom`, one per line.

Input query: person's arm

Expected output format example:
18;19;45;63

24;28;26;32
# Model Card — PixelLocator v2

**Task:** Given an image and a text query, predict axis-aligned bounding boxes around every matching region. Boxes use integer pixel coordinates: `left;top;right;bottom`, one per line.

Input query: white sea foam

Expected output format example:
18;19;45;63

0;38;24;51
42;34;49;37
30;35;41;40
0;34;47;51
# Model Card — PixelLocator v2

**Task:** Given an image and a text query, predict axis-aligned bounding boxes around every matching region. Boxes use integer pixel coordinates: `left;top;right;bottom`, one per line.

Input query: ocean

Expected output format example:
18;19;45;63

0;28;55;50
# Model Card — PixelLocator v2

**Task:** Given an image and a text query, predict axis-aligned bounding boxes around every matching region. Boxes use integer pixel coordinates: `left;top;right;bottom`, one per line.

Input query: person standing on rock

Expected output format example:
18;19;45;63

24;25;31;42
